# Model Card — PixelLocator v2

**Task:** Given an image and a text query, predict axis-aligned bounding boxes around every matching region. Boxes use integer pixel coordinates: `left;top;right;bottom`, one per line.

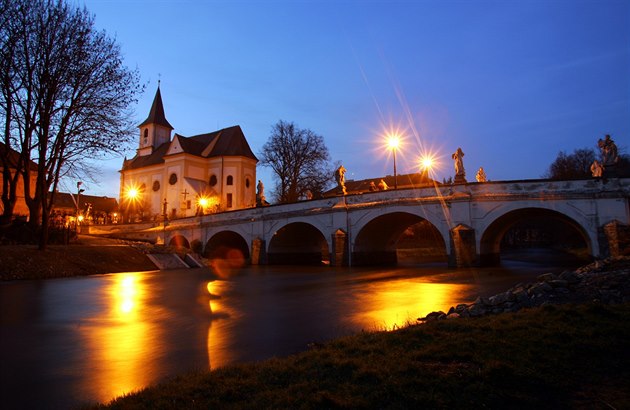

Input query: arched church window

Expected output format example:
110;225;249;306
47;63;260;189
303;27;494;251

152;180;160;191
169;173;178;185
143;129;148;145
209;175;217;187
226;175;233;186
245;178;250;188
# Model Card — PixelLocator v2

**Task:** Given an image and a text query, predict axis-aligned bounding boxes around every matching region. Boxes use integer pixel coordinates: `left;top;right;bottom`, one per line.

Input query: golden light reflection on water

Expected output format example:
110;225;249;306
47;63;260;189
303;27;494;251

347;279;470;330
206;280;241;369
80;272;157;401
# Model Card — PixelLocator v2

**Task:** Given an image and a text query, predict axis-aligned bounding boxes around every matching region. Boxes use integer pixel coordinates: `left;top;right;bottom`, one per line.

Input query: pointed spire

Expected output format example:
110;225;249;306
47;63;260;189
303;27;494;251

139;85;173;129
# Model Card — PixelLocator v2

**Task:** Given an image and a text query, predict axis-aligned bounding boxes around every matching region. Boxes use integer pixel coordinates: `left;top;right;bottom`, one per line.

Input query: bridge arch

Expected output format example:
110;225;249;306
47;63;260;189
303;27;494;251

352;211;447;266
268;222;330;265
204;230;250;263
479;207;592;266
168;234;190;249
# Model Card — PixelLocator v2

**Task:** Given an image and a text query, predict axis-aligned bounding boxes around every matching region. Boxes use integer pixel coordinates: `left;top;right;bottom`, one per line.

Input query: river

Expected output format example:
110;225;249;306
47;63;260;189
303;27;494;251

0;261;567;409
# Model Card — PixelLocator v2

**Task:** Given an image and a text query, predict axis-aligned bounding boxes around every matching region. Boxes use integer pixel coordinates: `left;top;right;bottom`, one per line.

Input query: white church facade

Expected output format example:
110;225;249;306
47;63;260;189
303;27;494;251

119;87;258;222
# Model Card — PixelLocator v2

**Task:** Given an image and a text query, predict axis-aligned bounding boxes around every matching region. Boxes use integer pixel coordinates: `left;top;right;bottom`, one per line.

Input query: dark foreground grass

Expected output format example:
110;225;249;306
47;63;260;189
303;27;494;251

95;303;630;409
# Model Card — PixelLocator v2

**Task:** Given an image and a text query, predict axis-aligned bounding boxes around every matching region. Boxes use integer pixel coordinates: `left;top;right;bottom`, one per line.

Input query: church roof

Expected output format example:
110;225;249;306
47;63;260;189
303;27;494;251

188;125;258;159
138;87;173;130
122;142;170;170
122;125;257;171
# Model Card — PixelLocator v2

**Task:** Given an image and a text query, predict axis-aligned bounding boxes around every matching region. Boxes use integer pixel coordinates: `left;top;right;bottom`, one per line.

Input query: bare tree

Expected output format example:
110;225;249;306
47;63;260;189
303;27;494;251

0;0;141;248
544;148;596;180
544;146;630;180
0;0;24;222
259;120;333;203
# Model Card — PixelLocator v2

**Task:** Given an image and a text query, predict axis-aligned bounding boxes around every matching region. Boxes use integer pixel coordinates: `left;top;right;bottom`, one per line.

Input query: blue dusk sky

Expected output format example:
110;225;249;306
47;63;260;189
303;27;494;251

73;0;629;199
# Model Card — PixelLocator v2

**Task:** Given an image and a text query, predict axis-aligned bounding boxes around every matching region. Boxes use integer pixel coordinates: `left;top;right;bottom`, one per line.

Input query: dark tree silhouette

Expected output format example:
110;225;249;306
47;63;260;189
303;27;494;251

0;0;142;248
259;120;333;203
544;148;596;180
544;146;630;180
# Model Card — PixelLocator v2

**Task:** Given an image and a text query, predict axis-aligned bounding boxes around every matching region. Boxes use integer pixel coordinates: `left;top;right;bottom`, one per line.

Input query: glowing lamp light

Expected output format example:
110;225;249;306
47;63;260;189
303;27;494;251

420;156;434;170
387;135;400;150
77;215;84;222
198;195;218;215
126;187;139;200
386;133;401;189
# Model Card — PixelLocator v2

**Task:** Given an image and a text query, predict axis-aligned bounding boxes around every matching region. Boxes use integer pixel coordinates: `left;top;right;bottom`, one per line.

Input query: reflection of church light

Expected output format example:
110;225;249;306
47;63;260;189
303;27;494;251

206;280;239;369
119;275;138;315
79;272;156;403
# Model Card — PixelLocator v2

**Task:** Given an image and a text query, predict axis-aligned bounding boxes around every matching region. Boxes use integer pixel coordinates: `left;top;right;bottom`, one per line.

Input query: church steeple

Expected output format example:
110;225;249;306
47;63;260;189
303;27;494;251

139;85;173;130
137;85;173;156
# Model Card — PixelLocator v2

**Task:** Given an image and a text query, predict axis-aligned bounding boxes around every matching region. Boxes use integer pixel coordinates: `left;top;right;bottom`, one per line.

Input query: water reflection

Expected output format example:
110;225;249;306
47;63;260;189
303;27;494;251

206;280;243;369
0;264;549;408
348;280;468;330
79;272;158;401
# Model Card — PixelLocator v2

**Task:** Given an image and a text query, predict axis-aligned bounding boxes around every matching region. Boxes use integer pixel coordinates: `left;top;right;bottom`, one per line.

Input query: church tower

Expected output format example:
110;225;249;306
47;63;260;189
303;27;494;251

137;86;173;156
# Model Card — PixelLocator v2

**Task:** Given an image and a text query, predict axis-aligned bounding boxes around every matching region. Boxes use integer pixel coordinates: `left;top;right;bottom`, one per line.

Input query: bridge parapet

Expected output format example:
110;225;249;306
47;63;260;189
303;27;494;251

344;177;630;205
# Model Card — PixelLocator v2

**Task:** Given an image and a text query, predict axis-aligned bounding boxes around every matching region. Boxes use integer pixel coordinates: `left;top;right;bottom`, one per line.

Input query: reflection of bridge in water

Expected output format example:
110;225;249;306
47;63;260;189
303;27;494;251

105;178;630;267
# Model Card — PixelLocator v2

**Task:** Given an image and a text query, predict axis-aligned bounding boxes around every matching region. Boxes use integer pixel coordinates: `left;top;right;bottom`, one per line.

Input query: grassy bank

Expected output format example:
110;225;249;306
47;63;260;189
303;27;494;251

94;302;630;409
0;235;157;280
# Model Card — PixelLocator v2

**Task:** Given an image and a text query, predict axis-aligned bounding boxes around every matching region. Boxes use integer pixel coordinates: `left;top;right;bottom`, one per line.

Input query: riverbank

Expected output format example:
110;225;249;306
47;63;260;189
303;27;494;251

92;258;630;409
0;235;161;280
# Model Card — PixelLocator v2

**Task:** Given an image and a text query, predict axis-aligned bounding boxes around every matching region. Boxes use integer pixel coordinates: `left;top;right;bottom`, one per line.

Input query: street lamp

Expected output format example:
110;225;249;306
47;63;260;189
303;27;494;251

420;155;433;170
124;185;140;223
162;198;168;227
419;154;436;184
126;187;139;201
198;196;209;215
387;134;400;189
76;181;85;231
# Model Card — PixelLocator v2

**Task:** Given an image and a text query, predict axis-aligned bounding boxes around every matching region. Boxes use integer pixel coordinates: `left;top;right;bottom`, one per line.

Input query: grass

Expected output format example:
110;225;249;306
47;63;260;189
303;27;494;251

93;302;630;409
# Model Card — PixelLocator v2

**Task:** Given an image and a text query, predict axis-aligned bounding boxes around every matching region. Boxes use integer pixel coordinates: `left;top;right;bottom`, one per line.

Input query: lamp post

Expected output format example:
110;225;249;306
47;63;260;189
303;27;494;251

387;135;400;189
125;186;139;223
162;198;168;227
76;181;85;232
198;196;209;216
420;155;434;173
419;154;435;185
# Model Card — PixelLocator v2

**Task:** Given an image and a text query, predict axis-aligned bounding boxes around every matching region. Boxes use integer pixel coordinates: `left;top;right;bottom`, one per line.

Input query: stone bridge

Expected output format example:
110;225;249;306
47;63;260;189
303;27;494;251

130;178;630;267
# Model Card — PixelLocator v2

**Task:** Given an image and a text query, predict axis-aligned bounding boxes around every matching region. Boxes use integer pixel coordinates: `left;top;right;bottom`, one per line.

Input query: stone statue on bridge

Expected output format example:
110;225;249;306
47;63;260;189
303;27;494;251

590;160;603;178
598;135;619;177
476;167;487;182
452;147;467;183
335;165;347;195
256;180;267;206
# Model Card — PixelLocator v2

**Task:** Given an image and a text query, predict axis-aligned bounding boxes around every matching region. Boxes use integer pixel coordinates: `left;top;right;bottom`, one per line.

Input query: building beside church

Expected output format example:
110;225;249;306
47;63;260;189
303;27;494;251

119;87;258;222
0;142;38;219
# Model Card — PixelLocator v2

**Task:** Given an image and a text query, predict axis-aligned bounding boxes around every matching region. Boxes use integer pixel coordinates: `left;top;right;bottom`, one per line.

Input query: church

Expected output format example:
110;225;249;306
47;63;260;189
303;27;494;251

119;87;258;222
